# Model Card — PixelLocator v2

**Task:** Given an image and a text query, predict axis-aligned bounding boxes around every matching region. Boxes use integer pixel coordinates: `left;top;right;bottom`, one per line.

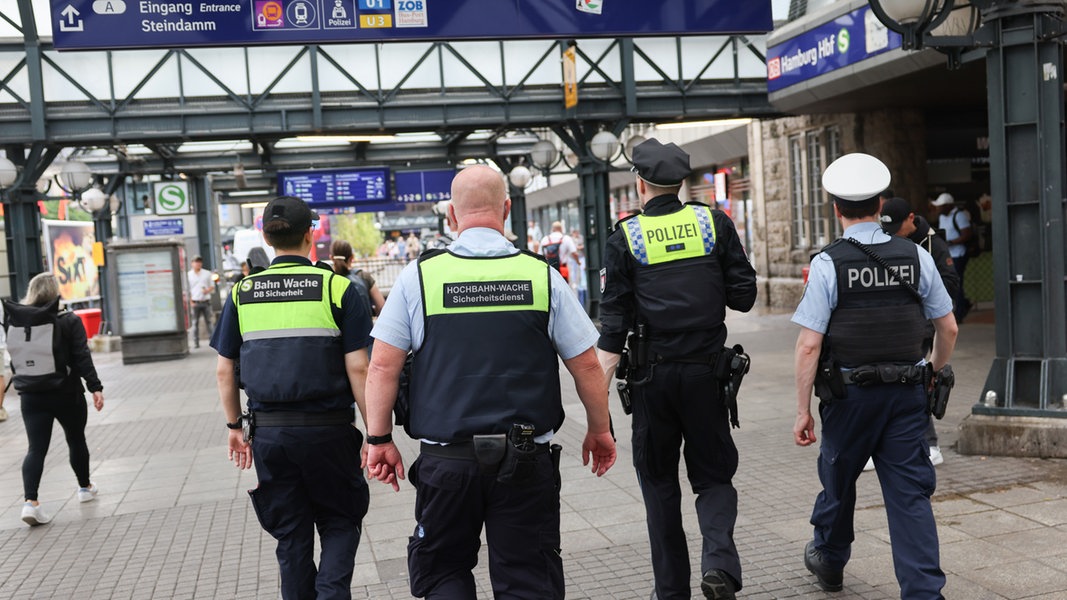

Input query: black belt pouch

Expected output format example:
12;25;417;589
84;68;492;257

472;434;507;475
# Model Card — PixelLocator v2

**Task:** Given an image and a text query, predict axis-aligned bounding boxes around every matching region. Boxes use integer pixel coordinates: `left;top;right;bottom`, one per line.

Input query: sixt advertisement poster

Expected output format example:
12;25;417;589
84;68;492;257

766;5;902;93
50;0;773;51
42;220;100;303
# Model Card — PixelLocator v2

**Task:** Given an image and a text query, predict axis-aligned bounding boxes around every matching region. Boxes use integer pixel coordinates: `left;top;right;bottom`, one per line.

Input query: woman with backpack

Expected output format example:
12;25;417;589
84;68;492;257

8;273;104;526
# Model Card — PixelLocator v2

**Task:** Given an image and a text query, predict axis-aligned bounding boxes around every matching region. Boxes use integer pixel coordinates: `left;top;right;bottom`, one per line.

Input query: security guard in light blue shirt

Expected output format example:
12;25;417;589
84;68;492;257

364;165;616;600
793;154;957;600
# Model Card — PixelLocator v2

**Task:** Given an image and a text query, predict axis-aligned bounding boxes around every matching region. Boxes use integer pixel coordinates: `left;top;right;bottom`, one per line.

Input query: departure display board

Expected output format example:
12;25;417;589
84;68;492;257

277;167;390;208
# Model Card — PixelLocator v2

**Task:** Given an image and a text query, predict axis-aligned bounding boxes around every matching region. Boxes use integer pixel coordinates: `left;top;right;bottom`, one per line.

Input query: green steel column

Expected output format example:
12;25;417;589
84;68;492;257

508;181;528;251
977;5;1067;415
578;159;611;317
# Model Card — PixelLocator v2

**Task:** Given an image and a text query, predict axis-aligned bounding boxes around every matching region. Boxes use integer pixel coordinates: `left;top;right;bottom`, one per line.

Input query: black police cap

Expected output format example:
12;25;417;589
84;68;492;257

263;195;319;232
631;139;691;187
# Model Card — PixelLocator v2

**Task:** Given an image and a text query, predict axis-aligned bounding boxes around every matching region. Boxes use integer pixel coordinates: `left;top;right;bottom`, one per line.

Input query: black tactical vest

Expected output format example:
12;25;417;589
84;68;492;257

409;250;563;442
823;237;928;367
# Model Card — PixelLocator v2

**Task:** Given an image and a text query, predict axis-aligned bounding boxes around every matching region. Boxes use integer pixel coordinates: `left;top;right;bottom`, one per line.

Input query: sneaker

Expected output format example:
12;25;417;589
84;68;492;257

700;569;738;599
0;406;7;422
804;541;843;592
21;502;51;526
929;446;944;466
77;484;98;503
862;457;875;472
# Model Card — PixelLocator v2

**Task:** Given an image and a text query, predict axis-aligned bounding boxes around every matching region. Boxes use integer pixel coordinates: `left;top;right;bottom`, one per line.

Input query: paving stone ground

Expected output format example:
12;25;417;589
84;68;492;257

1;308;1064;599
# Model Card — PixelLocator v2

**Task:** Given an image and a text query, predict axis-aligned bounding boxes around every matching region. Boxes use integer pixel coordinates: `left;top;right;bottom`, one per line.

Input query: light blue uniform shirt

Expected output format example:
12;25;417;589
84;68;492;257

792;222;954;335
372;227;600;360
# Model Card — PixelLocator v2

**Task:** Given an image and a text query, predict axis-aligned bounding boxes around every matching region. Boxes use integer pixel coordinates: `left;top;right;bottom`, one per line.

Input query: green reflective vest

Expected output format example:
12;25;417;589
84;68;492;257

622;204;717;265
410;250;561;442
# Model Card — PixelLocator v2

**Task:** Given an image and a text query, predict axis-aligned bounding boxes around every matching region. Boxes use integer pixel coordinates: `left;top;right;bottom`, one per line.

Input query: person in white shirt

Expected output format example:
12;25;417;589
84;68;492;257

539;222;578;285
187;256;215;348
932;193;973;321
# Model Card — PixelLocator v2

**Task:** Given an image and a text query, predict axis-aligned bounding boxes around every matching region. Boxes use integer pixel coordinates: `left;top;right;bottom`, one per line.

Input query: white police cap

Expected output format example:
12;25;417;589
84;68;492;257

822;153;891;202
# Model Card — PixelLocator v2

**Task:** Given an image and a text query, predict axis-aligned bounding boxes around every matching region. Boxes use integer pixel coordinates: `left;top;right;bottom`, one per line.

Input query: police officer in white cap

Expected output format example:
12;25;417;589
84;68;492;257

792;153;958;599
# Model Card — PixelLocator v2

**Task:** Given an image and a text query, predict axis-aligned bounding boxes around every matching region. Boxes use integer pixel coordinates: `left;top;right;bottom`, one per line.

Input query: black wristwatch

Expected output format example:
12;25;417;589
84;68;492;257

226;419;243;430
366;433;393;445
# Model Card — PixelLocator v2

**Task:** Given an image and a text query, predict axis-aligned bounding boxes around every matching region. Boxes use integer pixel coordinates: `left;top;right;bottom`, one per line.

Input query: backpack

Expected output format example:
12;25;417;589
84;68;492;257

542;240;562;271
347;269;373;319
952;209;983;259
3;297;71;392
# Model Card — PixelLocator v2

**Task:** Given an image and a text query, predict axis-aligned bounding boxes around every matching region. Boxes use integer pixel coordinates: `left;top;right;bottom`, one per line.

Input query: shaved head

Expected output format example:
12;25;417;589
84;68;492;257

449;165;510;233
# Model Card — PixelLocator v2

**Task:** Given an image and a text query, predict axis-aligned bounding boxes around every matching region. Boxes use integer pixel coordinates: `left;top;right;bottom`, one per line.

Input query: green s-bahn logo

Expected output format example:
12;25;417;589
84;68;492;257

157;184;187;213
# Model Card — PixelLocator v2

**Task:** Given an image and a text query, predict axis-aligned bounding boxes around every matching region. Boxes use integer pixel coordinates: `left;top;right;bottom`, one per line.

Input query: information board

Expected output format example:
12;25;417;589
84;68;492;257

766;5;902;93
394;169;455;203
50;1;773;51
115;249;180;335
278;167;390;208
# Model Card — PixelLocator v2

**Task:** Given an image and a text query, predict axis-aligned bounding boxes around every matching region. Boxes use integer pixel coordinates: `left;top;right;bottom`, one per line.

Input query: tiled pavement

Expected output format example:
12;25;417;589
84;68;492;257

2;309;1067;599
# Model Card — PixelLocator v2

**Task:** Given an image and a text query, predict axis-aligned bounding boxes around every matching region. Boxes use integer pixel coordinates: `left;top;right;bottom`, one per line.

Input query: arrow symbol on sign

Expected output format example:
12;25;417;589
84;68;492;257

59;5;84;31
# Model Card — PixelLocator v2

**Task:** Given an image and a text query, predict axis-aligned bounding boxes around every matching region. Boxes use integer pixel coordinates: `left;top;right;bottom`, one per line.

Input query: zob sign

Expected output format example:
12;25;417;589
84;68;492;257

153;181;192;215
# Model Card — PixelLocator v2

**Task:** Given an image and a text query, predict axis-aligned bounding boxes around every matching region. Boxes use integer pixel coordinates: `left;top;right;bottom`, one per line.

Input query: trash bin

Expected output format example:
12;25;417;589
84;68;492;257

74;308;102;339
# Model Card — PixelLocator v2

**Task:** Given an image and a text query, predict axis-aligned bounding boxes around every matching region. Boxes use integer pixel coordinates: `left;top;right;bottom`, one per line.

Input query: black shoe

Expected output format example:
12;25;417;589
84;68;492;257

804;541;843;592
700;569;737;600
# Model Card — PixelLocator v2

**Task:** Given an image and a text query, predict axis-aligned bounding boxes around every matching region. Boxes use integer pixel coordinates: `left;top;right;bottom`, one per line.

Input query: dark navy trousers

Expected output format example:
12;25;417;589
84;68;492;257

406;452;563;600
631;362;741;599
812;382;945;600
249;425;370;600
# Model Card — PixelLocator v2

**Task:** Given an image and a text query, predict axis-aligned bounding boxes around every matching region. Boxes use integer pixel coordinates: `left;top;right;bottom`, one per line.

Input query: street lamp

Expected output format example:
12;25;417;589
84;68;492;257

589;131;621;163
623;134;646;163
530;140;560;172
0;156;17;189
868;0;1067;455
507;165;532;189
55;160;94;195
80;187;108;213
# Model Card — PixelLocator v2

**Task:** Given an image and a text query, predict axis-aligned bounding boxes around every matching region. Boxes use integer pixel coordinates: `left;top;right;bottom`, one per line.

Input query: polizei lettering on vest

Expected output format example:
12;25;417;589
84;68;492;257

238;274;324;304
845;264;916;289
443;280;534;308
646;222;699;244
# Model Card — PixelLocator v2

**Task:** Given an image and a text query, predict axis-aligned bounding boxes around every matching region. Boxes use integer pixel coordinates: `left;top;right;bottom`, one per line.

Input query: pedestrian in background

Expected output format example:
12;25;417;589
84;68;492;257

597;138;757;600
364;165;616;599
793;153;956;598
211;196;373;600
8;273;104;526
331;239;386;317
187;255;214;348
931;192;973;321
879;196;961;469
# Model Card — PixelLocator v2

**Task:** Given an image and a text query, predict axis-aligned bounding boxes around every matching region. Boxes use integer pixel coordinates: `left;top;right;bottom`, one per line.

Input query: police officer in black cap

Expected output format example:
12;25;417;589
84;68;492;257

793;154;957;598
212;195;373;600
598;138;757;600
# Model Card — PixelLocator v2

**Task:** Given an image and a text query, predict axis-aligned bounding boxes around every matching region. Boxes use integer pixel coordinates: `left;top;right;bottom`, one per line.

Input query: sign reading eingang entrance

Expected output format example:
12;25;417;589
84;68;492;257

50;1;773;51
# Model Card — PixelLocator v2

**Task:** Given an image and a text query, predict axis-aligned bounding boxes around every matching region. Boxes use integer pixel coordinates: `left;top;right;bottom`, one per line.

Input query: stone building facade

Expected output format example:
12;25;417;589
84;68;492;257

749;108;927;309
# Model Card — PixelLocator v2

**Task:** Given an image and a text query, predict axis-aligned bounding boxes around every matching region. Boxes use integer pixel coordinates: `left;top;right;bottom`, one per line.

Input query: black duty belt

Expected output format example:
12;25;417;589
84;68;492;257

842;364;926;386
420;440;549;460
251;408;354;427
654;351;720;366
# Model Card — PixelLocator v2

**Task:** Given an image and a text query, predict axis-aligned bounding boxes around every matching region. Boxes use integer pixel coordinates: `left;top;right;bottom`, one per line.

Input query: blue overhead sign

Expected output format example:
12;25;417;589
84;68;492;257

766;5;902;93
394;169;455;203
50;1;773;51
142;218;185;236
278;167;390;208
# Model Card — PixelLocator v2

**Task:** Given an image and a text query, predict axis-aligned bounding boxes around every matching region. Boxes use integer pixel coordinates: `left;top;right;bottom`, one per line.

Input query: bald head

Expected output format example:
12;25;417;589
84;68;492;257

450;165;510;233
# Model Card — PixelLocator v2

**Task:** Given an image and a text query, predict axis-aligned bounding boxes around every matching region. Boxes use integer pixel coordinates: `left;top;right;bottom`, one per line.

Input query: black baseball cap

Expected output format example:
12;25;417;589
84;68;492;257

879;197;913;235
631;138;692;186
263;196;319;231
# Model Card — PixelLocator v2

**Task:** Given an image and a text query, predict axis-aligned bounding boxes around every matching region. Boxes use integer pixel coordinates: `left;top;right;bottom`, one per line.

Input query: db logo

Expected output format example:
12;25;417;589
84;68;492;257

767;57;781;80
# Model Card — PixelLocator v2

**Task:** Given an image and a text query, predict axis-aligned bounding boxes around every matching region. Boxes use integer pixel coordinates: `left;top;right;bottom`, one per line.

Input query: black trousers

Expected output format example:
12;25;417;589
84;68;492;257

407;452;563;600
631;362;741;599
249;425;370;600
21;392;92;501
191;301;212;342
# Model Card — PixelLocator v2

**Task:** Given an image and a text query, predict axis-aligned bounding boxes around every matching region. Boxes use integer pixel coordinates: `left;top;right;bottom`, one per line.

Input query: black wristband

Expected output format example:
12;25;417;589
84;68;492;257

226;419;242;430
366;433;393;445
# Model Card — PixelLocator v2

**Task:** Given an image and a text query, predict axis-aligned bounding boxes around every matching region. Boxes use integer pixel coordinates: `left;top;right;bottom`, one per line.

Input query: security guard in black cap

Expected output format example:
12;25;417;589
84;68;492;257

598;138;757;600
793;154;957;599
211;195;373;600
